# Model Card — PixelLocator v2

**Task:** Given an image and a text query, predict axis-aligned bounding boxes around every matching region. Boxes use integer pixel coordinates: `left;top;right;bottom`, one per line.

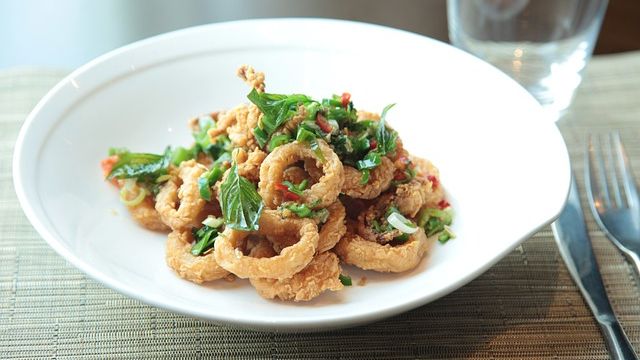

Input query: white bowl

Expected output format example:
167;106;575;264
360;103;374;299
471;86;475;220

13;18;570;332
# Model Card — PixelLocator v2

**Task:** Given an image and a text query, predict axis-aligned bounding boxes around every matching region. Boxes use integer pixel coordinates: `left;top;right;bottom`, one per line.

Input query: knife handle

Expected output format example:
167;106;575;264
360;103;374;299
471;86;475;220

599;319;638;360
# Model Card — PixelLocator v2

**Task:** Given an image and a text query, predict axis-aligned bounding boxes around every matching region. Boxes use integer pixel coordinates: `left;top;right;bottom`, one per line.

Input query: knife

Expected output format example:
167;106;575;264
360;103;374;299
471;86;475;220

551;175;638;360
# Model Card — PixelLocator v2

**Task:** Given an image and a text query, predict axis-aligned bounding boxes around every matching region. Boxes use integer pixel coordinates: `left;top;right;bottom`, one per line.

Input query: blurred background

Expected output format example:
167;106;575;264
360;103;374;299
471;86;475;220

1;0;639;70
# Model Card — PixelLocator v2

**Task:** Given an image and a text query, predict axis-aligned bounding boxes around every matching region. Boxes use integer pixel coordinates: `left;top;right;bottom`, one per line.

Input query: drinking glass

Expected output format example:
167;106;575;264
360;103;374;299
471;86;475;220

448;0;608;120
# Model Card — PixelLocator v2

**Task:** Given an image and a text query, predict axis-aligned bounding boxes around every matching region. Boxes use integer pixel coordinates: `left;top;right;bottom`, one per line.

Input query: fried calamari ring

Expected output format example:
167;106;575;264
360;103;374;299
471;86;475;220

237;65;265;93
213;210;319;279
259;140;343;209
166;229;229;283
317;201;346;253
127;197;170;232
234;148;267;182
335;223;433;273
356;110;380;121
249;242;343;302
227;104;261;149
410;155;445;208
394;178;435;218
341;156;394;199
356;194;402;244
155;160;207;230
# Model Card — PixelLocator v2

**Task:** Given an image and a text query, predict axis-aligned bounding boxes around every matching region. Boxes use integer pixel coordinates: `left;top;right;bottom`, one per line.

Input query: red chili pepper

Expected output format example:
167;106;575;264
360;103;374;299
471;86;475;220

369;139;378;150
341;92;351;108
437;199;450;210
275;183;300;201
100;155;120;186
427;175;439;189
394;170;406;181
315;113;333;133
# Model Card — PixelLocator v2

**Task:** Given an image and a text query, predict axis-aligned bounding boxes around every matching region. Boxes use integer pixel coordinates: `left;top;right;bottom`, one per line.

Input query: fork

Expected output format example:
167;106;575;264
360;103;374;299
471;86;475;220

585;132;640;275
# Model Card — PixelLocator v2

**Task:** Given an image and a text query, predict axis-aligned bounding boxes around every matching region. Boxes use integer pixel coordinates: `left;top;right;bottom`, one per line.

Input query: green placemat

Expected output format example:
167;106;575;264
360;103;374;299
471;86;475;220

2;52;640;359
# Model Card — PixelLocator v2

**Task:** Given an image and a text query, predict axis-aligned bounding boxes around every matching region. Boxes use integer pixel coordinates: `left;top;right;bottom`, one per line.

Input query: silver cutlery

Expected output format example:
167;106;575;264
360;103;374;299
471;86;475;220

586;132;640;275
552;175;637;360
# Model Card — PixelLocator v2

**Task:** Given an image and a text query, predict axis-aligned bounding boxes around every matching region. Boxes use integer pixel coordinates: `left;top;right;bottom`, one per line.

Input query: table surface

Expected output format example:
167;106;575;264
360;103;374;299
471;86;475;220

1;51;640;359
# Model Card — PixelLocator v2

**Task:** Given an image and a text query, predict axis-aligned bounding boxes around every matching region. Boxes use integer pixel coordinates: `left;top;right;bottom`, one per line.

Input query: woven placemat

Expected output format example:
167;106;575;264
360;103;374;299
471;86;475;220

1;52;640;359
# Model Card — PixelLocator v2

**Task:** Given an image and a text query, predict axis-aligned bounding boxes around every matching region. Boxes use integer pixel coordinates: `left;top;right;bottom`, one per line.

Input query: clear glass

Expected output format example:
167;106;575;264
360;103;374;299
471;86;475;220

448;0;608;121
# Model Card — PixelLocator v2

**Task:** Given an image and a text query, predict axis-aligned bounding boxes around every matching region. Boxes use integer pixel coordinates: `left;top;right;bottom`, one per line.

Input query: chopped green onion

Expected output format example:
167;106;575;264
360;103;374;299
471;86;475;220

424;217;443;236
284;203;313;218
282;179;308;196
394;233;410;242
119;186;147;207
309;139;326;163
296;127;316;143
170;146;193;166
198;166;224;201
360;169;370;184
202;216;224;228
417;208;453;228
356;151;381;170
438;226;456;244
190;225;218;256
155;174;172;183
387;212;418;234
268;134;292;152
339;274;352;286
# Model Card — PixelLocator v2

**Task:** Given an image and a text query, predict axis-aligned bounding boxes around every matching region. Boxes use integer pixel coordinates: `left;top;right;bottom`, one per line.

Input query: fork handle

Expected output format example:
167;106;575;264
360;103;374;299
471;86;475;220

599;319;638;360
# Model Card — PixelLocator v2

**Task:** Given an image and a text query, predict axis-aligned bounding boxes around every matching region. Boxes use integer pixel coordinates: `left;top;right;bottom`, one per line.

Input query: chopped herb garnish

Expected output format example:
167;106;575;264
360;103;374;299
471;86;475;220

282;203;330;223
219;163;264;231
171;146;193;166
284;203;312;218
248;89;313;148
282;179;308;196
296;127;317;143
359;169;370;184
268;134;292;152
375;103;398;156
356;151;381;170
198;166;224;201
394;233;410;242
339;274;352;286
190;225;219;256
417;207;454;238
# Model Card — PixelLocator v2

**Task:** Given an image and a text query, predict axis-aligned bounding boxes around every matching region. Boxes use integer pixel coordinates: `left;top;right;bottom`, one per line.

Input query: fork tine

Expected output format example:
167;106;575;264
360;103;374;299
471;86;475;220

587;134;611;209
605;133;623;208
612;131;639;208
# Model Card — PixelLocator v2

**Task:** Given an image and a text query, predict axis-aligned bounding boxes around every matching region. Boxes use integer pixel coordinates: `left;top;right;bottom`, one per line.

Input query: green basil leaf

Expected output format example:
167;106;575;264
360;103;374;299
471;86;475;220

248;89;313;148
219;163;264;231
376;103;398;155
107;147;171;183
190;225;218;256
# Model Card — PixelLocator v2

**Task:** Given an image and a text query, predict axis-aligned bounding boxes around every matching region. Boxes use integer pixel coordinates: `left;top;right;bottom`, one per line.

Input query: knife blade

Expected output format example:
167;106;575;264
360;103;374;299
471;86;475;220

551;175;637;360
